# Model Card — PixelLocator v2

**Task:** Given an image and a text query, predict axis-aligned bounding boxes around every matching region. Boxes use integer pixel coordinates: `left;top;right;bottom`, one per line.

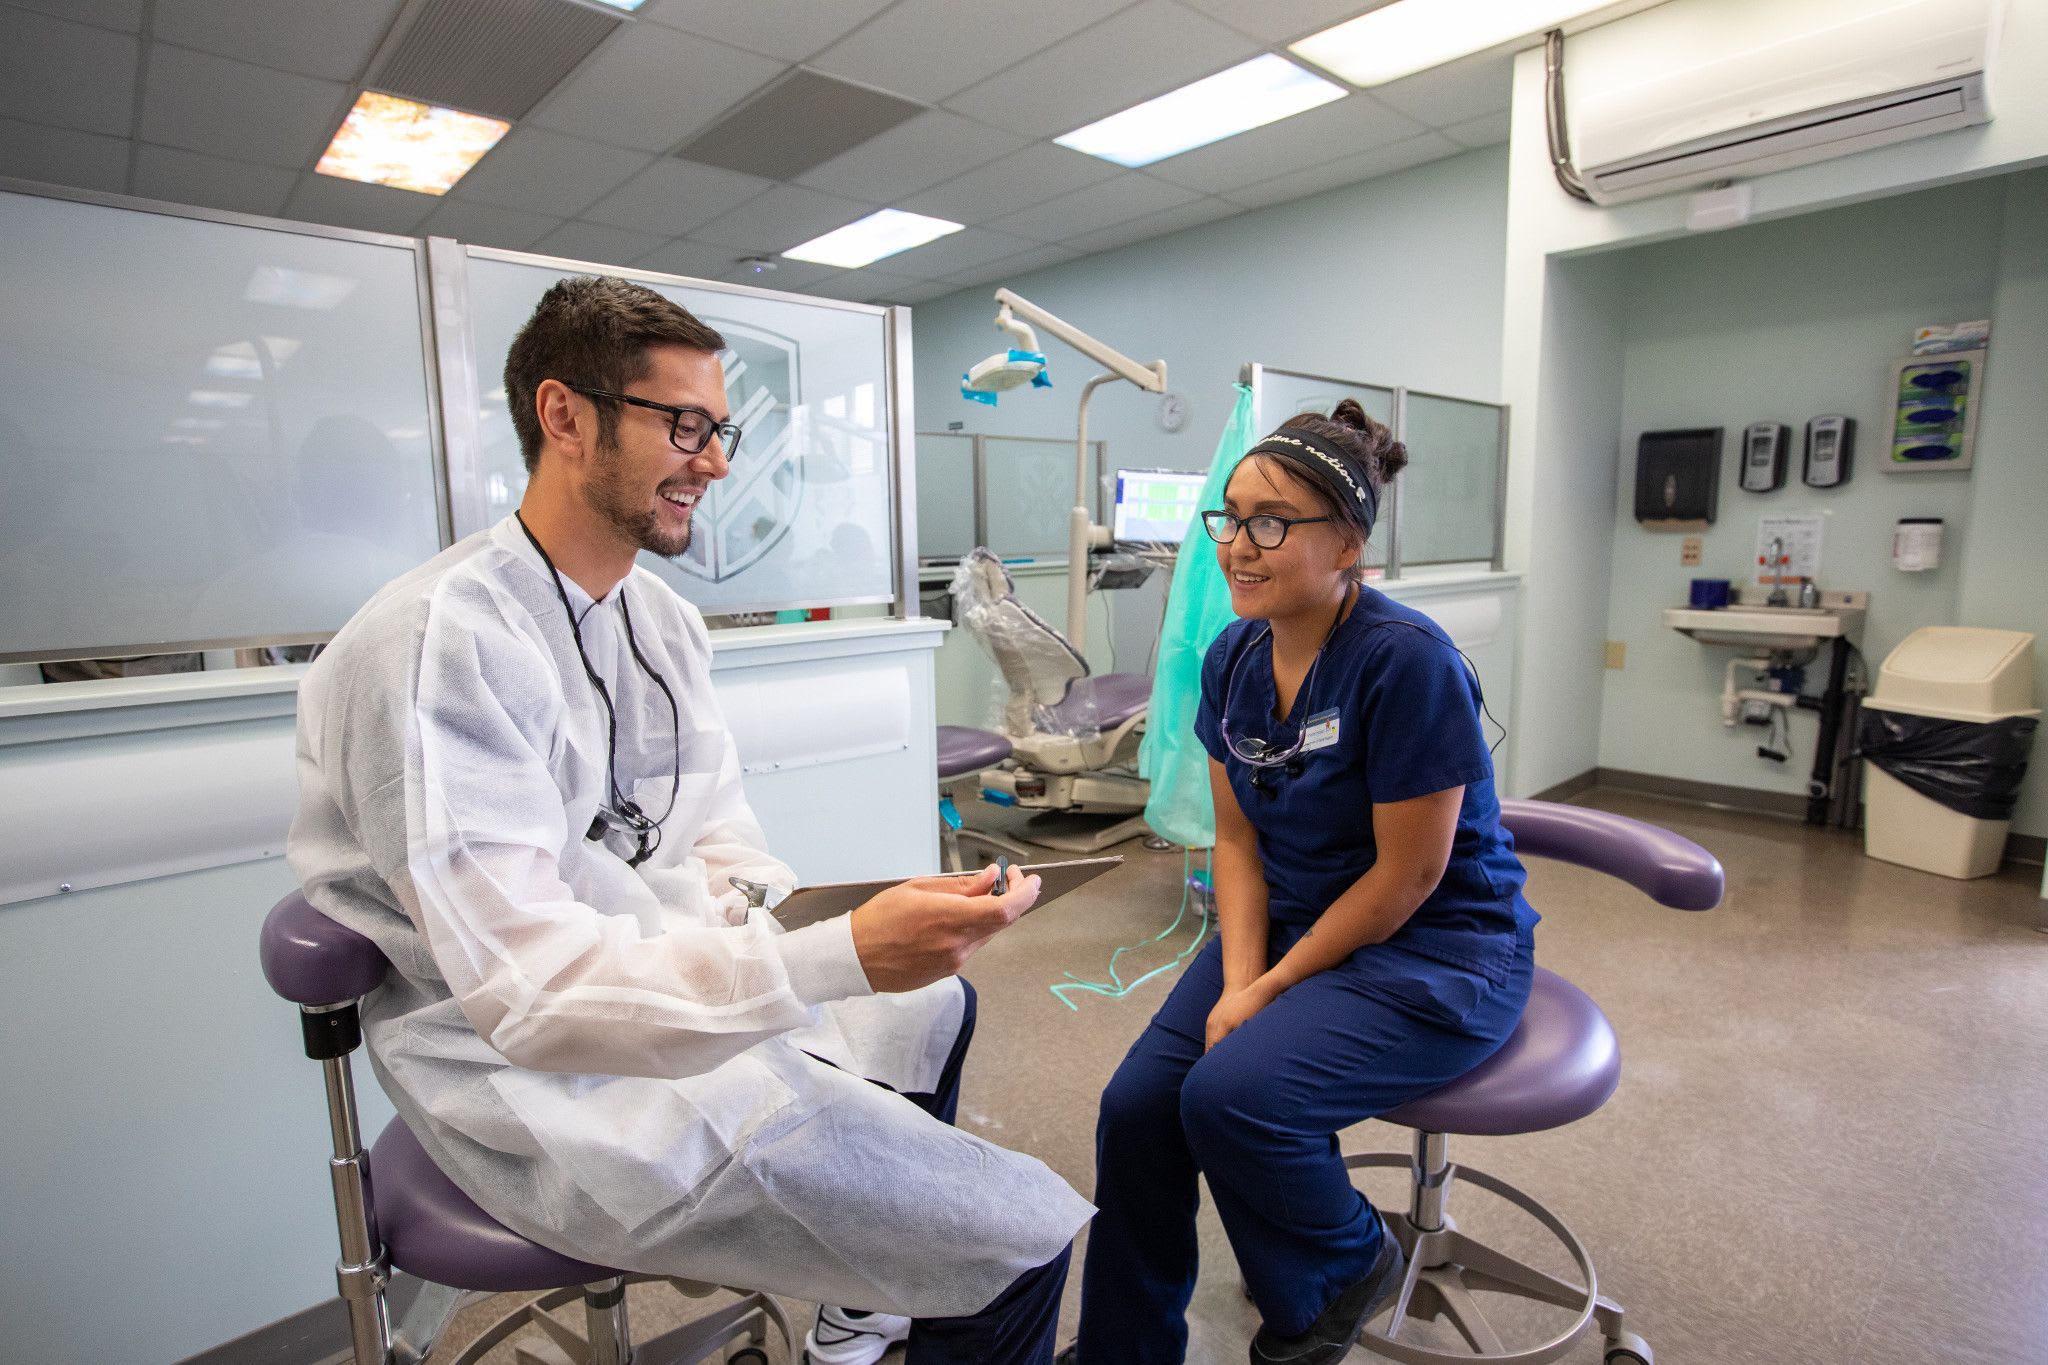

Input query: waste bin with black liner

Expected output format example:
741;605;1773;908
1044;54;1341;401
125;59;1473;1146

1860;626;2038;879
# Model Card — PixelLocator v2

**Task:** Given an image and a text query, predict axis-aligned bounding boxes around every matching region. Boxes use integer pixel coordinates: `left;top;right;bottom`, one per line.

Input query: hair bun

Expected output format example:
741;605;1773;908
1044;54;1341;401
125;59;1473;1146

1330;397;1371;431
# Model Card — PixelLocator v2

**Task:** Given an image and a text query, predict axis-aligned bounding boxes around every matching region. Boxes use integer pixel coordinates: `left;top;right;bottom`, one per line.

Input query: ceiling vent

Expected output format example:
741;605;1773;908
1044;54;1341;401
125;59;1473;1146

368;0;622;123
676;69;925;181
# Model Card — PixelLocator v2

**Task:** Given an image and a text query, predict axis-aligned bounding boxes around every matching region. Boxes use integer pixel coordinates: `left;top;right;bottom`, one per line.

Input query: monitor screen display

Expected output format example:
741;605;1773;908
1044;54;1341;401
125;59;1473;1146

1112;468;1206;544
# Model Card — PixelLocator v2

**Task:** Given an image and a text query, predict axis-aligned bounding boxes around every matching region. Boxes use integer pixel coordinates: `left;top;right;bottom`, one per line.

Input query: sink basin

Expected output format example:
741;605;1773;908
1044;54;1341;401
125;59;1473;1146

1665;600;1866;650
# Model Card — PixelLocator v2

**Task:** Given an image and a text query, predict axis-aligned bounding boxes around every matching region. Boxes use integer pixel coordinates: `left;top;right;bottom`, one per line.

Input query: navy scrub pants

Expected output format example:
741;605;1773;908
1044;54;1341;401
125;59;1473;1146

1072;928;1533;1365
893;979;1074;1365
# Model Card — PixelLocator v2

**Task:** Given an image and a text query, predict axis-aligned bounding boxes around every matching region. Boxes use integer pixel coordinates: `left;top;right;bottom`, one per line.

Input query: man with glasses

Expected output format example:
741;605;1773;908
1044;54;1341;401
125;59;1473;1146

290;276;1087;1365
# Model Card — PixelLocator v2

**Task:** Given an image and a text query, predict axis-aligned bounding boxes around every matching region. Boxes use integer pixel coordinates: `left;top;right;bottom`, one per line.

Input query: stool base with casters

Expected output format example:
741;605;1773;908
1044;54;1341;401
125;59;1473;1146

1346;1140;1648;1365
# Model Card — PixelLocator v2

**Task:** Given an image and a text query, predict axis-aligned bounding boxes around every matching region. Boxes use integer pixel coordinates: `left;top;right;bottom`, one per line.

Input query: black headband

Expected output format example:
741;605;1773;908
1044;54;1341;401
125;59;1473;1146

1242;426;1380;535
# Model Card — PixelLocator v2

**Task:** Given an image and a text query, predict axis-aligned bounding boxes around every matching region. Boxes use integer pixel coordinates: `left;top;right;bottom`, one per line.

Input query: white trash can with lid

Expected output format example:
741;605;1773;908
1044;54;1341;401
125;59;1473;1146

1861;626;2038;879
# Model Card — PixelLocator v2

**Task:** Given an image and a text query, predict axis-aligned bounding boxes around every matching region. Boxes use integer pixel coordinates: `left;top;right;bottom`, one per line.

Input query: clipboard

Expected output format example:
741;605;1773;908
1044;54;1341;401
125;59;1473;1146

765;857;1123;931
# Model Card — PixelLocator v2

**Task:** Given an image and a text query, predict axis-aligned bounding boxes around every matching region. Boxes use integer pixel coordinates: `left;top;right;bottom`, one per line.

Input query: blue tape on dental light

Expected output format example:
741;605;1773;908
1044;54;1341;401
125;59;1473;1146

1050;849;1211;1011
1009;348;1054;389
961;376;998;405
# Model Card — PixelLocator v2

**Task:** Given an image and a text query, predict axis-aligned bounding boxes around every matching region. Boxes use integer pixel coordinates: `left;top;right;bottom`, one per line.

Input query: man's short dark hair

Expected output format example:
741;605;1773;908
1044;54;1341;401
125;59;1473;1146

503;276;726;473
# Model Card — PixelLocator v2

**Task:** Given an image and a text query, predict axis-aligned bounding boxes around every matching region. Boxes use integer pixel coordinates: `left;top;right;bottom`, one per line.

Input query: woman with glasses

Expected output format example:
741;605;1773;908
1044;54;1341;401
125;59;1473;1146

1061;401;1537;1365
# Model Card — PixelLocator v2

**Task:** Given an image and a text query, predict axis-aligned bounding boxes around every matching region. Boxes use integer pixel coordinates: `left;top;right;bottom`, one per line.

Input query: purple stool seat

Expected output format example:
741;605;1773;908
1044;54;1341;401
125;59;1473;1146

1043;672;1150;732
937;725;1013;779
1380;967;1619;1136
371;1117;619;1292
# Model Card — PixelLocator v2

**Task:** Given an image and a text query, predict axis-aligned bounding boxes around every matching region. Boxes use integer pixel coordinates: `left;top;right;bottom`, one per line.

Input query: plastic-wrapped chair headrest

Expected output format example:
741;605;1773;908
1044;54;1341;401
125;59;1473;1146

949;548;1097;739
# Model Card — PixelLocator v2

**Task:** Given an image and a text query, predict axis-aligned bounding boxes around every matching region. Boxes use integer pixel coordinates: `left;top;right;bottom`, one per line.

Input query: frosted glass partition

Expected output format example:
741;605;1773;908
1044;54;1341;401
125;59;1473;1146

1400;392;1505;567
916;432;978;561
981;435;1103;559
0;188;443;664
462;252;897;614
1250;367;1394;572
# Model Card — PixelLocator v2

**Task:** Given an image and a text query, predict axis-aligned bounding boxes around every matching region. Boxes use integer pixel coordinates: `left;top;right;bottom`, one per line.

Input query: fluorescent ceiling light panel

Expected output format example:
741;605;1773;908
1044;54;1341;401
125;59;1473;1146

583;0;645;9
783;209;964;268
1291;0;1619;87
188;390;254;409
1055;54;1347;168
316;91;509;195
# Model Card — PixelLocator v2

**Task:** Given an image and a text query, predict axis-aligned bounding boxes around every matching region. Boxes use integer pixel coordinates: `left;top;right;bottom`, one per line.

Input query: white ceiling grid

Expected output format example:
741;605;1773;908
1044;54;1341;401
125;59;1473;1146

0;0;1512;302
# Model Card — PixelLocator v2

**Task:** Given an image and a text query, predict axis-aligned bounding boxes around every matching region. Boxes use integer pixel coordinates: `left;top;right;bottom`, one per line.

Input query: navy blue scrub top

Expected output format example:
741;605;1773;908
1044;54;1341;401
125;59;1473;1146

1195;586;1538;983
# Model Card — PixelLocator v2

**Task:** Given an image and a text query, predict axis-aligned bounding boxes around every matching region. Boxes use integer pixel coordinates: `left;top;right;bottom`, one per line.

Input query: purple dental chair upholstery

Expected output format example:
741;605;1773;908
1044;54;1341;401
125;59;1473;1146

260;891;792;1365
1347;800;1723;1365
935;725;1034;873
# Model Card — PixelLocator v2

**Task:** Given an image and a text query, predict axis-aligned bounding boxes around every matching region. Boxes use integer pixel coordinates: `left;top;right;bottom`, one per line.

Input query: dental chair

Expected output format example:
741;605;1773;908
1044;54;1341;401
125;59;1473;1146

1346;800;1724;1365
949;547;1152;854
260;891;794;1365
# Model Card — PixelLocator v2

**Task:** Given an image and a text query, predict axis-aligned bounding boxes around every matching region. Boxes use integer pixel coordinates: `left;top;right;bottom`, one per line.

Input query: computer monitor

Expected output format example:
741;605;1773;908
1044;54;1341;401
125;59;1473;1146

1112;468;1207;544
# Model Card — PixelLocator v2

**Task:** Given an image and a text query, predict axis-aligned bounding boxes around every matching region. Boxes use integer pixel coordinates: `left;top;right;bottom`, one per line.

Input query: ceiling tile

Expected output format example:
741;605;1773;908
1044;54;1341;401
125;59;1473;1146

415;197;564;251
896;144;1122;225
809;0;1130;103
984;173;1201;243
638;0;896;61
7;0;145;31
710;256;843;290
943;0;1257;139
690;183;875;253
1145;93;1427;194
450;128;652;218
1369;49;1514;128
133;143;299;216
527;23;786;154
889;278;967;305
1444;109;1512;149
0;116;129;193
152;0;404;82
794;267;917;303
875;227;1041;282
795;110;1027;204
1221;130;1459;210
139;42;349;169
0;8;138;137
628;238;745;280
944;242;1082;287
529;220;672;269
582;159;772;237
284;172;438;236
1061;195;1241;255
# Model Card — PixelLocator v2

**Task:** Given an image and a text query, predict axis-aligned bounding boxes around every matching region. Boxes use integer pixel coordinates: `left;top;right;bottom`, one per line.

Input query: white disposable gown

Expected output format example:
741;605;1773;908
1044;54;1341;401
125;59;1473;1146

288;517;1091;1317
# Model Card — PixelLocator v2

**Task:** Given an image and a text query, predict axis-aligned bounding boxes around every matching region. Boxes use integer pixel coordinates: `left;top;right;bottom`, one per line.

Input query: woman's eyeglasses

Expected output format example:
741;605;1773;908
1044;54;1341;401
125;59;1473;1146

566;384;743;459
1201;510;1332;550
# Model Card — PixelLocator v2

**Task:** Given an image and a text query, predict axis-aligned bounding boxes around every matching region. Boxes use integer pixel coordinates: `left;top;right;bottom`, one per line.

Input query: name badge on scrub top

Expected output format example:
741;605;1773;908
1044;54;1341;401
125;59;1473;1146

1300;709;1341;752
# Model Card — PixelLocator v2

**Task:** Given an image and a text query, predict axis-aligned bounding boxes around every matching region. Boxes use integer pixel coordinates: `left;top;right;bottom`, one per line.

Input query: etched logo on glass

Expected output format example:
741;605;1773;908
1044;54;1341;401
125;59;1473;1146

668;321;801;583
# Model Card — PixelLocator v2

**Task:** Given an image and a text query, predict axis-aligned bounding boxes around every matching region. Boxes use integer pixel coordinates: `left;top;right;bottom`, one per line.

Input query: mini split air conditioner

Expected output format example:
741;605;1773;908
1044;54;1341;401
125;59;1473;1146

1563;0;2000;205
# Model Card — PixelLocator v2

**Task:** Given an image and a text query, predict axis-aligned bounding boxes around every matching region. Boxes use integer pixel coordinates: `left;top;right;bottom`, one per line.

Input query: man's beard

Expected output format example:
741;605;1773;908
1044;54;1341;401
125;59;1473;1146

589;433;691;559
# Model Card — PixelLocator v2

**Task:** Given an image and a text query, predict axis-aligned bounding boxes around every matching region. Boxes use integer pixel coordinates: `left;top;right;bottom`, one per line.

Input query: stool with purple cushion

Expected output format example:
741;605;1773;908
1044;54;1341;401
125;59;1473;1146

259;891;793;1365
1348;800;1723;1365
935;725;1036;873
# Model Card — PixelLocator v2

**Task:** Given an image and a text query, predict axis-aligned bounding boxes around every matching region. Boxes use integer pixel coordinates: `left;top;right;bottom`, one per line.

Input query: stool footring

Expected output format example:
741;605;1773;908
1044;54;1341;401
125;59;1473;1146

1347;1143;1645;1365
440;1277;792;1365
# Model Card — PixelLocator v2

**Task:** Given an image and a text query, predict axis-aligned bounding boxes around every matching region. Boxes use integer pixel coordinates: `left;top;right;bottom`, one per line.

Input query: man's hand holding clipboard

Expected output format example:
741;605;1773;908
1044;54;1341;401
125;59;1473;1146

738;858;1122;994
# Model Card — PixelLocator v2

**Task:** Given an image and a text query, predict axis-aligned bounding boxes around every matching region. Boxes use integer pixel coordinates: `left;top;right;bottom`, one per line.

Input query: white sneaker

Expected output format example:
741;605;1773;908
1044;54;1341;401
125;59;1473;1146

802;1305;912;1365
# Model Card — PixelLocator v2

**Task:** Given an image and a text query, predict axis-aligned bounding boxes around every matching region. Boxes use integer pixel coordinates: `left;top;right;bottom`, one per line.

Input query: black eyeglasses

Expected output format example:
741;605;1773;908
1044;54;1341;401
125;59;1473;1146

566;384;743;459
1202;510;1333;550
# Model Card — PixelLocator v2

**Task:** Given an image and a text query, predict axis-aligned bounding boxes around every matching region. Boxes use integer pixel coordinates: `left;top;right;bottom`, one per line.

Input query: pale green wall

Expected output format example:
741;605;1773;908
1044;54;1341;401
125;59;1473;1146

1597;172;2046;837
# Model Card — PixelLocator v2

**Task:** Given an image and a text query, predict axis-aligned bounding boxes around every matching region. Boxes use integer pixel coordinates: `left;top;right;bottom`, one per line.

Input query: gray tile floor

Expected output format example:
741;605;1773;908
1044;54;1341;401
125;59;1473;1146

437;791;2048;1365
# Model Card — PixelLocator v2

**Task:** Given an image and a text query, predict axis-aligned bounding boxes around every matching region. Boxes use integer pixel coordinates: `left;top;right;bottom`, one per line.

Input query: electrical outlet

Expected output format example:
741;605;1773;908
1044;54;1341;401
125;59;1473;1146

1604;640;1626;669
1681;536;1703;567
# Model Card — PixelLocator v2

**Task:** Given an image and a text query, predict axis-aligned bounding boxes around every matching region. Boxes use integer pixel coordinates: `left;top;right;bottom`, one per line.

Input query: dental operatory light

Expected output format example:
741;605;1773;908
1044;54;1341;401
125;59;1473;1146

1290;0;1622;86
782;209;963;268
315;92;510;195
1055;54;1346;168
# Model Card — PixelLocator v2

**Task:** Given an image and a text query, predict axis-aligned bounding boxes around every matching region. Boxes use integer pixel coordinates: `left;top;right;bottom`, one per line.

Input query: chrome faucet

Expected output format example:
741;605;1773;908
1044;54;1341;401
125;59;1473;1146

1765;537;1789;607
